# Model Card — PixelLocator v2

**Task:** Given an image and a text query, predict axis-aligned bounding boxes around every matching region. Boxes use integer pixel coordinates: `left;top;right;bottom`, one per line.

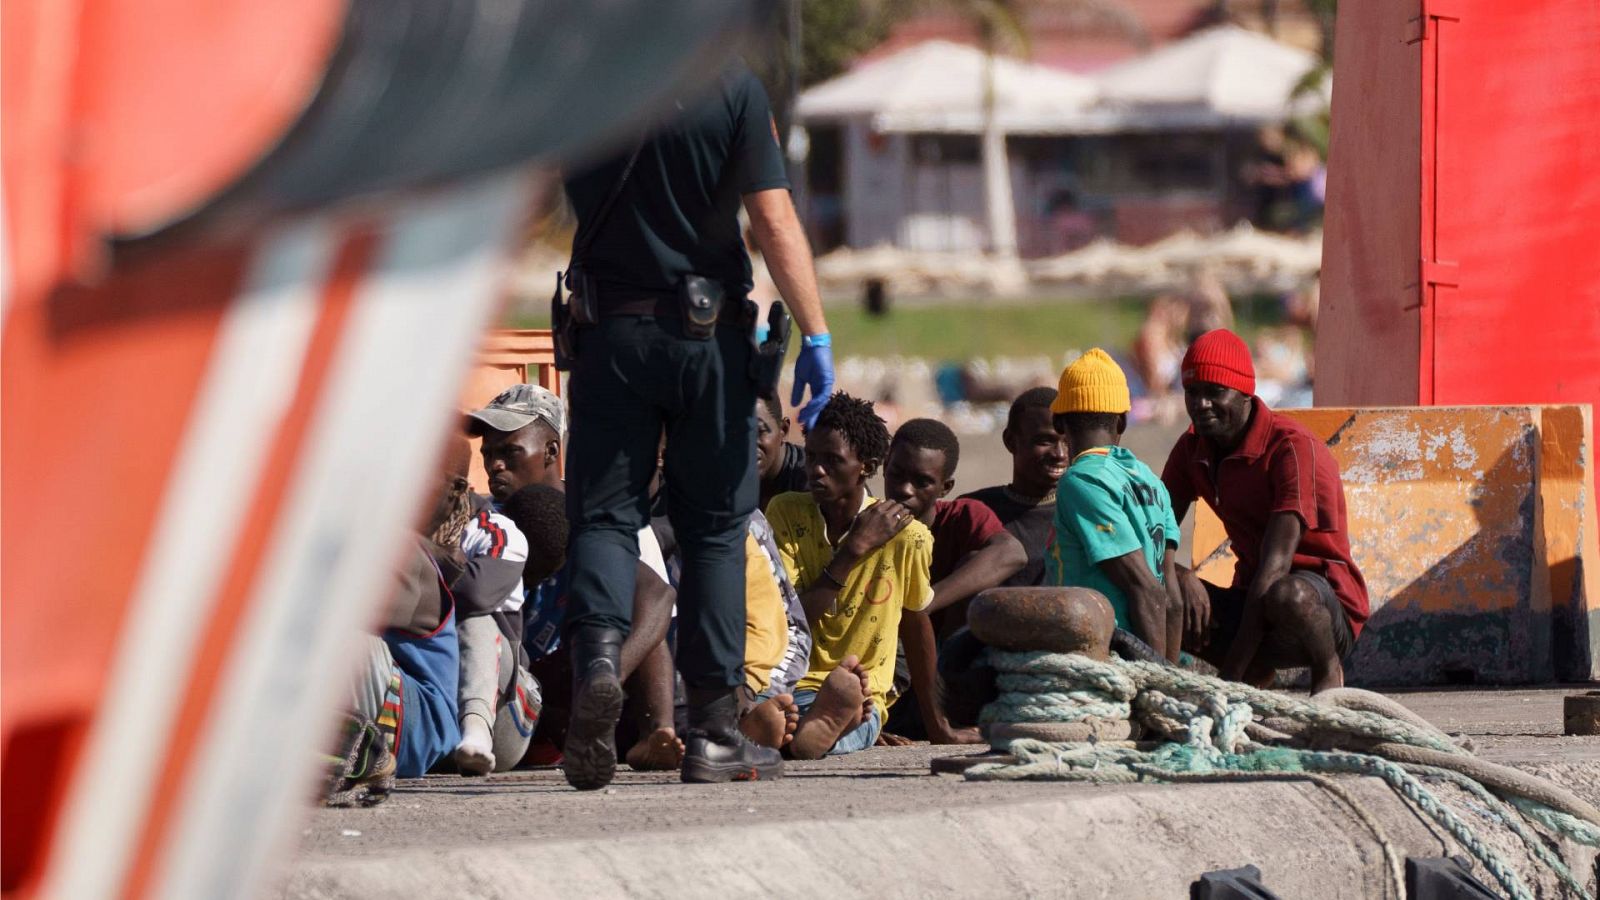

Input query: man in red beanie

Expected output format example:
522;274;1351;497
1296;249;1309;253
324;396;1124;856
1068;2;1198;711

1161;329;1368;692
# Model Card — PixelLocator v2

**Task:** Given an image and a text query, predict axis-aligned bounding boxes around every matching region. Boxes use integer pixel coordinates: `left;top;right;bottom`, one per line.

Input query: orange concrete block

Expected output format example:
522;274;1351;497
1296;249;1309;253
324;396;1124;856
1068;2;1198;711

1192;405;1596;684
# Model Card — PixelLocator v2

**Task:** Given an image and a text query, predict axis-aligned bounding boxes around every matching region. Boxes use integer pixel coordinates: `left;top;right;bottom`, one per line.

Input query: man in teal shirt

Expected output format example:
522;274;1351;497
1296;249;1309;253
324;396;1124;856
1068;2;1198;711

1044;349;1182;661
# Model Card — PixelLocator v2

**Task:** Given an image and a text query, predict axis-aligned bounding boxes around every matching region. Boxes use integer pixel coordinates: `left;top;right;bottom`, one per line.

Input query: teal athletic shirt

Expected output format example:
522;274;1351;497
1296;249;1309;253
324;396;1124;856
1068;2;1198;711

1045;446;1180;630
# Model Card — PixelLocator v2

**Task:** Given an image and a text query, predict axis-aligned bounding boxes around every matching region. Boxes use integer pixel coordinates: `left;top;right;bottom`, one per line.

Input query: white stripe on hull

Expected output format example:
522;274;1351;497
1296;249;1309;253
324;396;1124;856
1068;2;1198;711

40;224;335;900
155;172;534;899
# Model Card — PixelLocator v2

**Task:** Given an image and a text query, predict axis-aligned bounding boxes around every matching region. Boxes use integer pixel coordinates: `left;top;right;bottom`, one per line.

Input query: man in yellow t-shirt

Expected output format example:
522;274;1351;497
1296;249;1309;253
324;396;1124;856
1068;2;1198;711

766;393;933;758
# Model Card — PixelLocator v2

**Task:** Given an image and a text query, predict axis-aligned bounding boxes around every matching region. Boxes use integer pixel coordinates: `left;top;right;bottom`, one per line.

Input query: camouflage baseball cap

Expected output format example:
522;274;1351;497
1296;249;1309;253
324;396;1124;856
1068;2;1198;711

465;383;565;439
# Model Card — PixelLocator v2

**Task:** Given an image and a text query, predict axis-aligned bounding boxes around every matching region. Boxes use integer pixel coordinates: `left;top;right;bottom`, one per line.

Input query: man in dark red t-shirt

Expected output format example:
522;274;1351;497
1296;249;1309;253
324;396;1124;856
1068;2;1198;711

1161;330;1368;692
882;419;1027;743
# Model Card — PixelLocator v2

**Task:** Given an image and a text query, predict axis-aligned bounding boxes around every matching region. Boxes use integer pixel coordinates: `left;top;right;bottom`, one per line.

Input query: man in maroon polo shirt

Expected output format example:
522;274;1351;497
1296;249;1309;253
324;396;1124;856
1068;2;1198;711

882;418;1027;743
1161;330;1368;692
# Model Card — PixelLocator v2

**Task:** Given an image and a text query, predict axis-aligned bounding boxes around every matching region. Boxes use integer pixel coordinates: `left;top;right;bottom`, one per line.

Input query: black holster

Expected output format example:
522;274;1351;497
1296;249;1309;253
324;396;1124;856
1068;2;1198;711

750;300;791;401
678;274;724;340
551;268;600;371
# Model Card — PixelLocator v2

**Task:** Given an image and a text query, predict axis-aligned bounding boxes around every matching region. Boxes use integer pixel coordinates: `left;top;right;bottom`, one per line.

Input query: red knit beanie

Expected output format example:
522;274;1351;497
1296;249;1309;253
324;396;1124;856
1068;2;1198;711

1181;329;1256;395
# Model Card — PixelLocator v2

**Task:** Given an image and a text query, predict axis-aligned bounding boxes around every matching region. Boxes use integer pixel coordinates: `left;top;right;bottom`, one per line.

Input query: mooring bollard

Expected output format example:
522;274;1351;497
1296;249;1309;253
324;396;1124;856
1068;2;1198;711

966;587;1115;659
1563;691;1600;736
963;587;1132;748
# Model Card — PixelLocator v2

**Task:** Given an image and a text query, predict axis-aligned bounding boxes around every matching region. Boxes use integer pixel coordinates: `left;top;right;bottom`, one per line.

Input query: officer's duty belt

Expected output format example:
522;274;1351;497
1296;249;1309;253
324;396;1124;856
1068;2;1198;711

597;292;755;325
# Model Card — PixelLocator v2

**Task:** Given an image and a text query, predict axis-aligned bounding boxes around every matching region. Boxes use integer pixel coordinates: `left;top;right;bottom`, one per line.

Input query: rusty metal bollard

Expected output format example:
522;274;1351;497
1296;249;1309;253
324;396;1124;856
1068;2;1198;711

966;586;1116;659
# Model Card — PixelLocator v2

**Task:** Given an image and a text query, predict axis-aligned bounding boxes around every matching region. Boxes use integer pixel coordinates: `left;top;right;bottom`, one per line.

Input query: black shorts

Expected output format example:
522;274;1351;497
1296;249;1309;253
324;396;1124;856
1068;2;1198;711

1204;571;1355;663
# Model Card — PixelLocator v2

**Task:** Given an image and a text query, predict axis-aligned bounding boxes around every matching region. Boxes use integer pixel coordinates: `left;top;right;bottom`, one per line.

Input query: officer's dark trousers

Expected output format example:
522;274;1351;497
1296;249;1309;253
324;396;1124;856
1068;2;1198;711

564;315;755;690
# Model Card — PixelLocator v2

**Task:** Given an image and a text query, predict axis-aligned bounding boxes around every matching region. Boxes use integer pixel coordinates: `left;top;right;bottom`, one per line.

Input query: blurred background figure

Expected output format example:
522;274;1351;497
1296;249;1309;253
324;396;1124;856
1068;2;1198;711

1180;267;1236;342
1132;294;1188;403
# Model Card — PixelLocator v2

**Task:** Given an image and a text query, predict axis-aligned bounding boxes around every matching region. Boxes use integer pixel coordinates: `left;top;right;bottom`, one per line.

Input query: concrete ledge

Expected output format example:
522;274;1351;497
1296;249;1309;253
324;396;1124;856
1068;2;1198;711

1194;404;1598;684
281;773;1589;899
281;692;1598;899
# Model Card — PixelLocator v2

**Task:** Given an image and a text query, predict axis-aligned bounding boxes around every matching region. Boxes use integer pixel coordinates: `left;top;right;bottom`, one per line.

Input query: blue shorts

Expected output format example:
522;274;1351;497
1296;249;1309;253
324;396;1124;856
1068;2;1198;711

792;689;881;755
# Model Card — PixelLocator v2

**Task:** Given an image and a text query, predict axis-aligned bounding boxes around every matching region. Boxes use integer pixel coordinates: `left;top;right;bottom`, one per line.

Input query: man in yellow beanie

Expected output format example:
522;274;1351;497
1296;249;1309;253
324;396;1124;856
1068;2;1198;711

1045;349;1182;660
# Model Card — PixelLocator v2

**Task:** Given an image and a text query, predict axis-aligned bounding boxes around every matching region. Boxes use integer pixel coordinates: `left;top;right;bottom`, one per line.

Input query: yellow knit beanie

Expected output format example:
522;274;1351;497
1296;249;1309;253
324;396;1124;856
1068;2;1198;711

1050;348;1131;415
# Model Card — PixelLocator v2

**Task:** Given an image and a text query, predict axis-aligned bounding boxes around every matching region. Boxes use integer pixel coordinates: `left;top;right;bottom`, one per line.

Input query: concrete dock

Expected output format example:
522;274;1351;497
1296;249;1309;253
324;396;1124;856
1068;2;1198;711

279;688;1600;898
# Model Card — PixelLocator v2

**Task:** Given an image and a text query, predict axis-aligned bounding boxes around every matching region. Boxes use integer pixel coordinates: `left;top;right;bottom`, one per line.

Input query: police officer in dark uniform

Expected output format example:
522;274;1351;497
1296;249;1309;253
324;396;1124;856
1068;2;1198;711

558;62;834;788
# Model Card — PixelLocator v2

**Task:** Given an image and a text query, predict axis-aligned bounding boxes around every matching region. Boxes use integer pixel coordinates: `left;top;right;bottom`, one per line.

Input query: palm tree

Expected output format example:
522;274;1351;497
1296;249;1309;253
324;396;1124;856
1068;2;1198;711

972;3;1028;265
943;1;1146;275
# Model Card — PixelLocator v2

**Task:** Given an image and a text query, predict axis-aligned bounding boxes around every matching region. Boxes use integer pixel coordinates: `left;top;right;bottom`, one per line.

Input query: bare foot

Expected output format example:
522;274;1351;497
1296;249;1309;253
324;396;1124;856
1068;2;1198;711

741;693;800;749
1310;656;1345;694
625;727;685;772
876;731;913;747
791;659;868;760
840;656;874;723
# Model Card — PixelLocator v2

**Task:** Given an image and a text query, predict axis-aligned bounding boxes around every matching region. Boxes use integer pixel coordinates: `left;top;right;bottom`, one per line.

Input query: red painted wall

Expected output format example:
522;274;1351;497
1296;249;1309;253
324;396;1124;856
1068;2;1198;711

1319;0;1600;436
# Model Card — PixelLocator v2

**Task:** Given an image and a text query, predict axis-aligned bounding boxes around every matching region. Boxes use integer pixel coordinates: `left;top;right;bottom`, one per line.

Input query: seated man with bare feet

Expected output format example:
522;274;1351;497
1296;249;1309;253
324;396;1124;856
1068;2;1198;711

882;418;1026;744
1160;330;1368;692
766;393;933;757
737;508;806;751
517;501;681;773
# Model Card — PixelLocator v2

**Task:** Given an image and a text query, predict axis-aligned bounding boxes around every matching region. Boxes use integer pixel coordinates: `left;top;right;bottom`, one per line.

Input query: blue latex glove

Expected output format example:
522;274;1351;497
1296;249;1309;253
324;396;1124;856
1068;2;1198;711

791;333;835;431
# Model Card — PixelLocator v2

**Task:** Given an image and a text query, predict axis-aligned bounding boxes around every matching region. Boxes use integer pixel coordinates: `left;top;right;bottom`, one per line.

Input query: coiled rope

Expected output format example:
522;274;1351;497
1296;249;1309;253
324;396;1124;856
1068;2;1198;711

966;650;1599;900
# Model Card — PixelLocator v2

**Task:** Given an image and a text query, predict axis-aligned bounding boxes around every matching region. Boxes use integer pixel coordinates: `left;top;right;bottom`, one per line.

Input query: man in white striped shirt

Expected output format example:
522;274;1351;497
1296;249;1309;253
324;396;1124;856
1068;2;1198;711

450;495;535;775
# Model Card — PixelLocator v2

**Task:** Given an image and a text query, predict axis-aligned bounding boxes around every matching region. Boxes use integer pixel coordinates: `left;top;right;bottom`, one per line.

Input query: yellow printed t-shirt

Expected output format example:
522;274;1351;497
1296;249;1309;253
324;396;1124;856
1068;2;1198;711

744;532;789;696
765;491;934;723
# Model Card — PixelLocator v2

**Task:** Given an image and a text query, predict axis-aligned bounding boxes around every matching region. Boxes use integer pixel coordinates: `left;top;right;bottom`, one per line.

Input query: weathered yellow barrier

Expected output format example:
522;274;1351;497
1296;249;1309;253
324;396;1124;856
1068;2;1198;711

1193;405;1598;685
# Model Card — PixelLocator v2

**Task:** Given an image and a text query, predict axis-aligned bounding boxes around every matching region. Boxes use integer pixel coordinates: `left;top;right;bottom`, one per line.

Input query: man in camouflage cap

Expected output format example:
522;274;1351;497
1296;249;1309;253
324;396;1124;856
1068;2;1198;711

446;384;567;774
467;384;565;503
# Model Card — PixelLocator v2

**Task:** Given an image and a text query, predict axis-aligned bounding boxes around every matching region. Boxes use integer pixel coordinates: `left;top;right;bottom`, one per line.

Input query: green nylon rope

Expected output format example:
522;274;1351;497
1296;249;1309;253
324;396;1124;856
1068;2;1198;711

966;650;1595;900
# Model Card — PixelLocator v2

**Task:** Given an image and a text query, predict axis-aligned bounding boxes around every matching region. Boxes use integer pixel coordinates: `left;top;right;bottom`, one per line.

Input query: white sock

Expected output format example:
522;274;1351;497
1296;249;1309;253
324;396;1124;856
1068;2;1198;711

453;713;495;775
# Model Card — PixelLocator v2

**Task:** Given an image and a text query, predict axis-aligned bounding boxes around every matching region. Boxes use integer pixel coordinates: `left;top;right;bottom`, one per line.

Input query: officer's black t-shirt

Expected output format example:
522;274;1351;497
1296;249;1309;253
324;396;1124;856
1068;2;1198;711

563;65;790;297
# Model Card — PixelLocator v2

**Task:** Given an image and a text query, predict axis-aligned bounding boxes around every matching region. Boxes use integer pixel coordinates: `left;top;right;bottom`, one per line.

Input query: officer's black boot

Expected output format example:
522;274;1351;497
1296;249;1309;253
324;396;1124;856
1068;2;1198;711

563;624;625;790
680;688;784;784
